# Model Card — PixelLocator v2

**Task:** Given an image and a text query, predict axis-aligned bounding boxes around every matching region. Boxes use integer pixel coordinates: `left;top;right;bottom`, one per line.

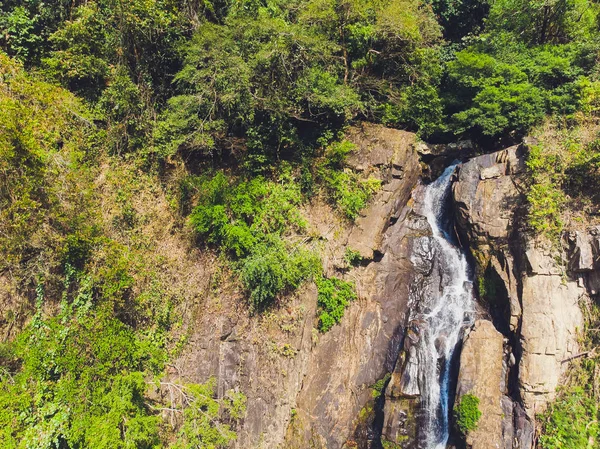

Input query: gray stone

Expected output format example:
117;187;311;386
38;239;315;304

456;320;505;449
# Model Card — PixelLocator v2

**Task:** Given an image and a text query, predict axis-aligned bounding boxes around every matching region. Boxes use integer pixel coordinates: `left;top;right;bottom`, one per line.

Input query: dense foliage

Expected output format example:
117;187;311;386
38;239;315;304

0;54;245;449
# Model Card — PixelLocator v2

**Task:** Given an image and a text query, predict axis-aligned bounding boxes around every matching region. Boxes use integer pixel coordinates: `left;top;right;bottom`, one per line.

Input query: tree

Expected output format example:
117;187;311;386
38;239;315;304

487;0;597;44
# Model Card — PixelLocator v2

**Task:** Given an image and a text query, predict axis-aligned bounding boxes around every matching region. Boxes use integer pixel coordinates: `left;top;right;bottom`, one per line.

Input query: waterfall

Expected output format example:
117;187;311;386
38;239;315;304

418;163;475;449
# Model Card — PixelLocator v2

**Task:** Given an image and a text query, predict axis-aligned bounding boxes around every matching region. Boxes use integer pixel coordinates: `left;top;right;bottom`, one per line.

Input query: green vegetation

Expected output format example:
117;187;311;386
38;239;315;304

0;53;245;448
381;440;403;449
538;295;600;448
525;121;600;239
454;393;482;435
344;247;364;267
3;0;600;444
305;140;381;220
371;372;391;399
539;384;599;449
316;276;357;332
186;170;318;309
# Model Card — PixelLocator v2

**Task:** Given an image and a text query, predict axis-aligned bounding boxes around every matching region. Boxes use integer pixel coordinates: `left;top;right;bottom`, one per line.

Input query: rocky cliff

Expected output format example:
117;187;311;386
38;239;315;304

449;143;597;449
374;141;598;449
172;123;425;449
173;129;597;449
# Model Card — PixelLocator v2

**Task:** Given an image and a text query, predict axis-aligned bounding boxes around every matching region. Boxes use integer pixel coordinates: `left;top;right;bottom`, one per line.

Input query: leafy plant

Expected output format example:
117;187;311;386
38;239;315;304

538;384;599;449
240;239;320;310
316;276;357;332
371;373;391;399
188;171;320;308
344;247;364;267
454;393;482;435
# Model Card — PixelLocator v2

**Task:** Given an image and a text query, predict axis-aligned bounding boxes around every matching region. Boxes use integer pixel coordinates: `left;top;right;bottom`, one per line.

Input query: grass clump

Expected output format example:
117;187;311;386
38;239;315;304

454;393;482;435
316;276;357;332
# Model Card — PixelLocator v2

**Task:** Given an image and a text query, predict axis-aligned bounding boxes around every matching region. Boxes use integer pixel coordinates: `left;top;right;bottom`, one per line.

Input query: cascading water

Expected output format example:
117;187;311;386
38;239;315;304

417;163;475;449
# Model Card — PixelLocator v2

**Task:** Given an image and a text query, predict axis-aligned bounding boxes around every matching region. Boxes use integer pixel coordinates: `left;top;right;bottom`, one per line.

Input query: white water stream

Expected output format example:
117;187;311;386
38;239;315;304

418;164;475;449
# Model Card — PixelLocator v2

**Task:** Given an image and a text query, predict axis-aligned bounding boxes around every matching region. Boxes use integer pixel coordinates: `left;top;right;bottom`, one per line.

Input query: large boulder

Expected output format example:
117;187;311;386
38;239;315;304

453;145;525;245
455;320;505;449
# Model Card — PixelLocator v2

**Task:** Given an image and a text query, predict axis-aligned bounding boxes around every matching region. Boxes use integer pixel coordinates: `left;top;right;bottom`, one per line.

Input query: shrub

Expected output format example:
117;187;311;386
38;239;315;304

454;394;482;435
344;247;364;267
325;140;356;168
173;379;246;449
315;140;381;220
188;172;306;253
539;384;599;449
0;260;244;449
318;168;381;220
188;172;320;308
316;277;357;332
240;240;320;310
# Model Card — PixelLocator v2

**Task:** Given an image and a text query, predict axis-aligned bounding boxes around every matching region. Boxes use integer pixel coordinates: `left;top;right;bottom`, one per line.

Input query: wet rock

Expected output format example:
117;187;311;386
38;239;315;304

455;320;505;449
382;321;423;448
381;397;419;449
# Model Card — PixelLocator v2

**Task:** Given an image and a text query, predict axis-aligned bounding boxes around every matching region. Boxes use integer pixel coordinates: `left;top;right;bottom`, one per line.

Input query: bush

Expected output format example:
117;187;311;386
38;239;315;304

0;258;244;449
316;277;357;332
454;393;482;435
344;247;364;267
188;171;320;308
318;167;381;220
240;240;320;310
539;384;599;449
188;172;306;251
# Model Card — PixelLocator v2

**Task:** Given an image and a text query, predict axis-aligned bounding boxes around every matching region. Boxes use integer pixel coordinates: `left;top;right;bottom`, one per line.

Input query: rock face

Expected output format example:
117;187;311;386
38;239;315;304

451;143;597;448
379;214;433;448
455;320;505;449
175;123;424;449
174;131;598;449
453;145;525;244
346;124;421;260
519;243;584;415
